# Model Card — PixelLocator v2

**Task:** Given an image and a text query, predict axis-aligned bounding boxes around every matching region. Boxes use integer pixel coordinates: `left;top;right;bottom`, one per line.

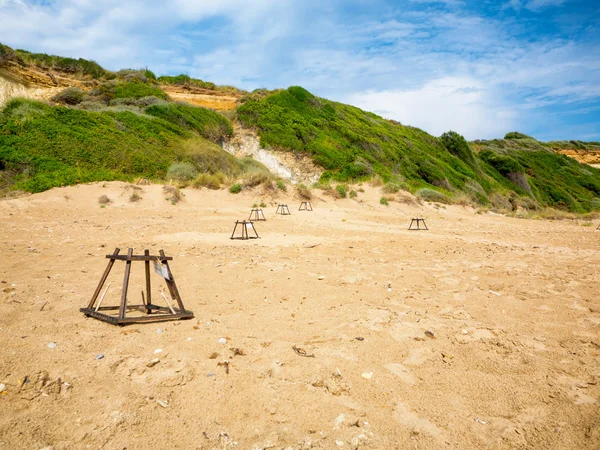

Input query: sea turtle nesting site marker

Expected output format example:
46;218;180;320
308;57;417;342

276;204;291;215
231;220;260;240
408;218;429;230
298;201;313;211
249;208;266;221
81;248;194;325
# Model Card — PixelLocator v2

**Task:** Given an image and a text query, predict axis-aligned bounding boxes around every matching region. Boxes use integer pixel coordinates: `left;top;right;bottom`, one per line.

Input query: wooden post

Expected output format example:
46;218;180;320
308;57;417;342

144;249;152;314
87;248;120;308
118;248;133;319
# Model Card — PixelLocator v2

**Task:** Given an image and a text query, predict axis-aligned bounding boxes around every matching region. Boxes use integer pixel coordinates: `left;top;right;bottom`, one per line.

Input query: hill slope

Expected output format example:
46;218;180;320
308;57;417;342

238;87;600;212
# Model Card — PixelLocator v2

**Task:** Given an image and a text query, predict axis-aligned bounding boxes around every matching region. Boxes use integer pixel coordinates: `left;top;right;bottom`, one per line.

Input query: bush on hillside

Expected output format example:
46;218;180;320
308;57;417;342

192;173;225;189
166;162;198;182
229;183;242;194
335;184;348;198
416;188;451;204
51;87;85;105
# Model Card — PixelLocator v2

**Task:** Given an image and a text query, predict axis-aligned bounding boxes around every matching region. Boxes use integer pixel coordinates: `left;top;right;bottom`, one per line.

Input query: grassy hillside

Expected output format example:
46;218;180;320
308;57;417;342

0;97;239;192
238;86;600;212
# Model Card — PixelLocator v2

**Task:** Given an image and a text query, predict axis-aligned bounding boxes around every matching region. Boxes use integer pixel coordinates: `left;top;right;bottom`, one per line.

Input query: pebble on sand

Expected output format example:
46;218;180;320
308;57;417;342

47;342;57;349
147;358;160;368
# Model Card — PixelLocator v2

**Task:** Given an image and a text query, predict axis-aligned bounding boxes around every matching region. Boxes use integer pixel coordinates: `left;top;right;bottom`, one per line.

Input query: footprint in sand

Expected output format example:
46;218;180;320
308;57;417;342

385;363;416;385
394;402;444;439
455;328;495;343
403;348;435;366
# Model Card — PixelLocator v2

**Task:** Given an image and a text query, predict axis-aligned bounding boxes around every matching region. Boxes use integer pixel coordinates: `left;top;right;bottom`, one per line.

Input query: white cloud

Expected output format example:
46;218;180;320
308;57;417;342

345;77;517;139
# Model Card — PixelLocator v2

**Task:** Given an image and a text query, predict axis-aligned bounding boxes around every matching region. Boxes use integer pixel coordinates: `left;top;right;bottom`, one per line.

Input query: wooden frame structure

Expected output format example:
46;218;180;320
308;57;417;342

231;220;260;240
248;208;266;221
298;201;313;211
80;248;194;325
276;204;291;215
408;218;429;230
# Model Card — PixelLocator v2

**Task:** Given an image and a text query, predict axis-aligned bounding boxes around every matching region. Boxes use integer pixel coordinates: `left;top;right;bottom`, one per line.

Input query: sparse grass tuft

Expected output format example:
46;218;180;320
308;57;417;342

380;197;389;206
296;183;312;200
349;190;357;198
163;185;183;204
276;180;287;192
129;191;142;202
98;194;111;204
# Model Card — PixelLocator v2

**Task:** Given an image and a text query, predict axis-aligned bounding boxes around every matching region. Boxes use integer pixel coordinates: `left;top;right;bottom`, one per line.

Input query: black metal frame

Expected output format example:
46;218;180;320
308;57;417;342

276;204;291;215
298;201;313;211
408;218;429;230
80;248;194;325
231;220;260;240
248;208;266;221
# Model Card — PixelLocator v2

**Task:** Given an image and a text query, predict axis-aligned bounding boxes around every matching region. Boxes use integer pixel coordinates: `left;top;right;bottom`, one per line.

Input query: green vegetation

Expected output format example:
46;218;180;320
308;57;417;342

229;183;242;194
0;43;111;79
0;97;244;193
380;197;389;206
238;86;600;213
349;190;357;198
166;162;198;181
335;184;348;198
276;179;287;192
157;74;216;90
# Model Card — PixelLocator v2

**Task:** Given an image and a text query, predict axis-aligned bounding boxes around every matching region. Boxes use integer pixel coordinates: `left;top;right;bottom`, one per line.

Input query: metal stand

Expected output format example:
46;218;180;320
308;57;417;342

298;201;313;211
80;248;194;325
231;220;260;240
249;208;266;221
276;204;291;215
408;218;428;230
596;223;600;231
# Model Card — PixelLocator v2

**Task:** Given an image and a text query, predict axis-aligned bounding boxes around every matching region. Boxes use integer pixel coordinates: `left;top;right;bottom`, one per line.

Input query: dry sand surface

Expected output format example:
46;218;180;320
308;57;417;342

0;182;599;449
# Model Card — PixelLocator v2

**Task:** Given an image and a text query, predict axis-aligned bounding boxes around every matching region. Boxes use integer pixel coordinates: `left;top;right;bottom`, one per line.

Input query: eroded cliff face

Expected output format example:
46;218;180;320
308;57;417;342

160;85;240;111
223;123;322;184
0;61;86;106
556;148;600;167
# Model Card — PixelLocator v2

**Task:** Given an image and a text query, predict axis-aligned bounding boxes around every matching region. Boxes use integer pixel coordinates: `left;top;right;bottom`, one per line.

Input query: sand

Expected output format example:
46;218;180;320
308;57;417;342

0;182;598;449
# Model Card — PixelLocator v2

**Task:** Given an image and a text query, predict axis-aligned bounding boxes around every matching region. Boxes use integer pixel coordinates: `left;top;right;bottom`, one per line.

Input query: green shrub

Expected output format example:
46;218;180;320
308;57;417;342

51;87;85;105
416;188;451;204
166;162;198;181
504;131;533;140
380;197;389;206
113;80;168;100
382;182;401;194
229;183;242;194
349;190;357;198
260;201;267;207
440;130;477;167
192;173;224;189
335;184;347;198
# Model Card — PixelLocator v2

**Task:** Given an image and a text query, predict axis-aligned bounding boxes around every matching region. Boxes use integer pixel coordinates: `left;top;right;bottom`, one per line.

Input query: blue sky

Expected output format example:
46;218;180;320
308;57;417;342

0;0;599;141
